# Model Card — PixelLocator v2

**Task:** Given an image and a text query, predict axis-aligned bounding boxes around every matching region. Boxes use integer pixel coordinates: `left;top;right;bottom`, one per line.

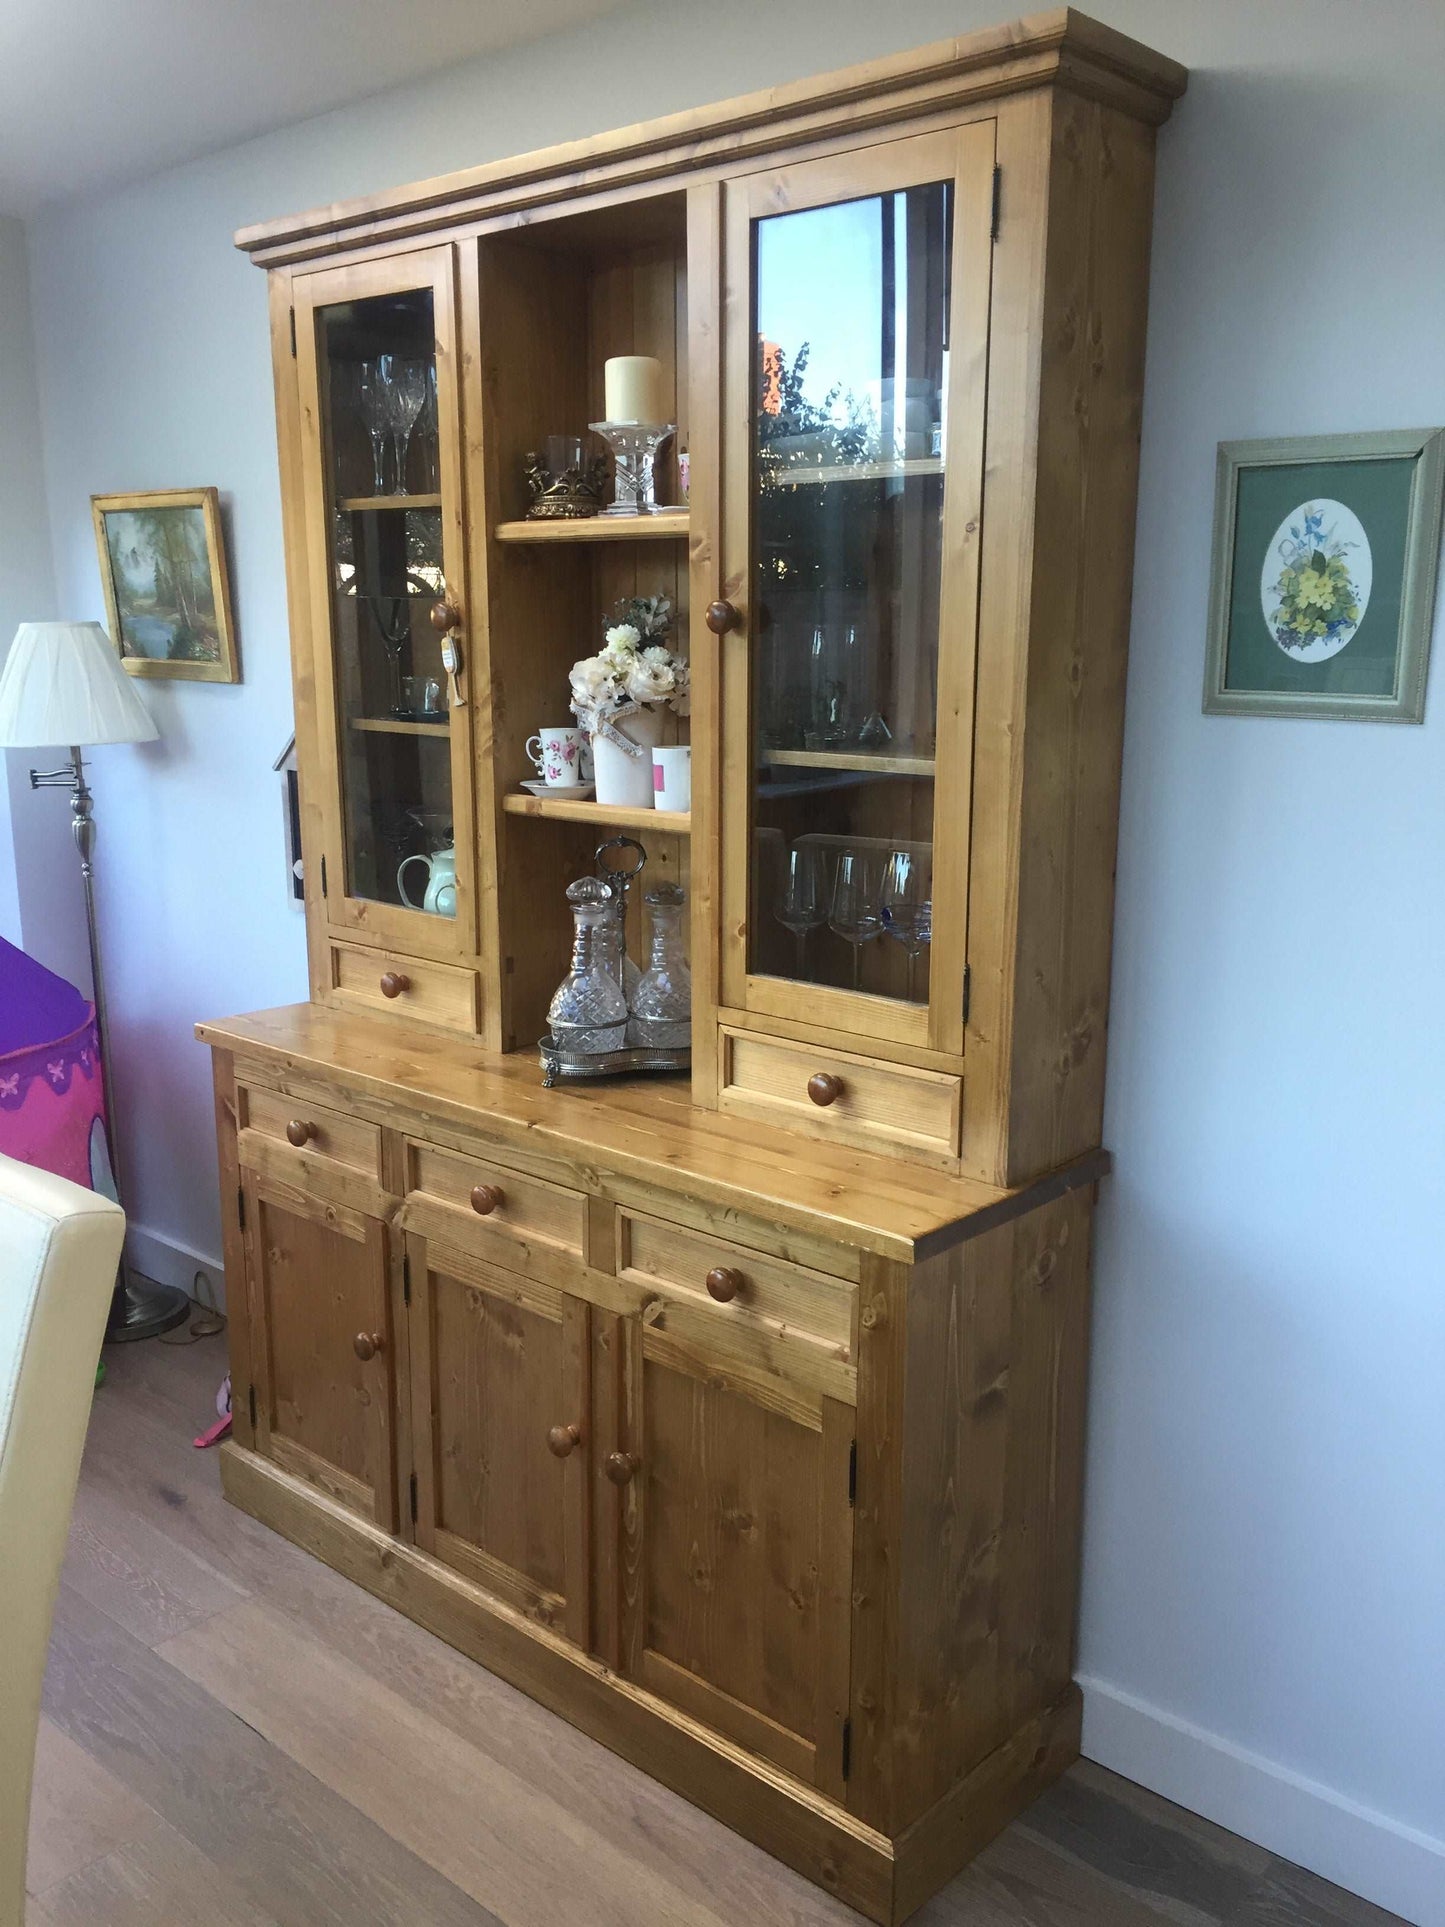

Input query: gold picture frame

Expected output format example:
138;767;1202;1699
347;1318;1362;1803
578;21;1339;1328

91;486;240;682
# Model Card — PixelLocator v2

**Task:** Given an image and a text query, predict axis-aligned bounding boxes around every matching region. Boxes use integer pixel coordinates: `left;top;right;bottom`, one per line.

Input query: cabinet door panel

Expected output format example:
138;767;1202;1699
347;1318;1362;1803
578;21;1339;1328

718;123;997;1057
409;1237;590;1646
243;1176;395;1528
617;1320;853;1796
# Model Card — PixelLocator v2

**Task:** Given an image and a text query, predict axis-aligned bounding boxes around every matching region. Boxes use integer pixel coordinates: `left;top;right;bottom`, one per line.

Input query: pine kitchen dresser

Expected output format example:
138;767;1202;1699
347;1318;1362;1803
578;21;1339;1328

199;15;1186;1921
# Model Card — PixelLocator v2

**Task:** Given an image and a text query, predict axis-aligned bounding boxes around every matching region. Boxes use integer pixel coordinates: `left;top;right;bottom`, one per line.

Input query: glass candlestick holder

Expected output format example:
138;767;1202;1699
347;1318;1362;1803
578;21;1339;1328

588;420;677;516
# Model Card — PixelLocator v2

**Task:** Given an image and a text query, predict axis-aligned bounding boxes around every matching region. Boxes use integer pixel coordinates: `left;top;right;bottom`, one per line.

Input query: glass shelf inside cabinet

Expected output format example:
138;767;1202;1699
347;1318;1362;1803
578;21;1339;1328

747;180;952;1005
319;287;455;915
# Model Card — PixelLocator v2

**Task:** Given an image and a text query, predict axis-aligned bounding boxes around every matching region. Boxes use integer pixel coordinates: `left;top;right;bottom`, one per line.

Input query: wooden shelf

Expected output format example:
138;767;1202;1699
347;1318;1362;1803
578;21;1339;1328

351;717;450;739
764;747;935;776
337;493;443;511
502;792;690;835
494;511;689;544
764;457;942;487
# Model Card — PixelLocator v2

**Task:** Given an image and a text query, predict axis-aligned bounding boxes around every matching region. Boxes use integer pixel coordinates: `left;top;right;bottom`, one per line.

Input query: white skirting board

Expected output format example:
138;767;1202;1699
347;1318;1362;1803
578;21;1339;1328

124;1220;227;1317
1080;1675;1444;1927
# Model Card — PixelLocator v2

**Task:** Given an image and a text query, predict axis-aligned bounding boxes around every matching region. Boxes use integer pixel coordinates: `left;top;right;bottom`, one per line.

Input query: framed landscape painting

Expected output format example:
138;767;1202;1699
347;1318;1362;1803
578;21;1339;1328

91;487;239;682
1204;428;1444;720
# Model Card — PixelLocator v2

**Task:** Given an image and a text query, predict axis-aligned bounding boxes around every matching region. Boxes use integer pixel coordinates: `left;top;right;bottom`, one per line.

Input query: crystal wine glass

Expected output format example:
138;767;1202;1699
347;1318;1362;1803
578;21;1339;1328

775;843;825;979
356;359;389;495
419;362;440;491
829;848;882;990
383;356;428;495
880;848;932;1002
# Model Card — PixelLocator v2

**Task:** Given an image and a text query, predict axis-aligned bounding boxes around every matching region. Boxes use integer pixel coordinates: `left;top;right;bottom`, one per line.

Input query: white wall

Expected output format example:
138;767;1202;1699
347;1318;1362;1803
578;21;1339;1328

20;2;1445;1920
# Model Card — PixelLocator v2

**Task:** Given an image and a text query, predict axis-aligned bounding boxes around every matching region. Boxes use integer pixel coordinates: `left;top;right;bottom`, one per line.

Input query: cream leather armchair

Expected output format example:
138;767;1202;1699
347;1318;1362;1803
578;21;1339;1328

0;1152;124;1927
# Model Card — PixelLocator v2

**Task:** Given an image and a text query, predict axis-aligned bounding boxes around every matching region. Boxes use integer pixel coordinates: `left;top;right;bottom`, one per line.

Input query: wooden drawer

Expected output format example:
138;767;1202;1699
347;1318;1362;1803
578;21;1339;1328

618;1210;854;1357
718;1027;962;1168
403;1139;587;1267
329;942;479;1033
240;1081;383;1181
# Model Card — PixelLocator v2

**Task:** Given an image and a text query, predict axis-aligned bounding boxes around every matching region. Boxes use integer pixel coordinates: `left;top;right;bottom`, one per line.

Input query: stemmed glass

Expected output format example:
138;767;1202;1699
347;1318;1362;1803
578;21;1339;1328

775;844;825;979
356;360;390;495
880;849;932;1002
382;356;428;494
829;848;882;990
418;363;440;491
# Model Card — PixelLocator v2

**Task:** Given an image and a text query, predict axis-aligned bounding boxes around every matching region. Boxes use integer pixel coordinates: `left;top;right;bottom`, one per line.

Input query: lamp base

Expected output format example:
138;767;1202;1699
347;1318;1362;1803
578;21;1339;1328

106;1272;191;1343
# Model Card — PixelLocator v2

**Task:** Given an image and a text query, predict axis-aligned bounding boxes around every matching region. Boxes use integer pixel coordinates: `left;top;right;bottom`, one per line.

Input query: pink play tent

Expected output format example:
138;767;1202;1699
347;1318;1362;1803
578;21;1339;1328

0;936;110;1192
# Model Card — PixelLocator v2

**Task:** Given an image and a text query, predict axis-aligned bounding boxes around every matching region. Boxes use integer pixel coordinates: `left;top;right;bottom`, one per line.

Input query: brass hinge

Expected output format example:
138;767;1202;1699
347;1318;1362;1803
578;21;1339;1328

841;1717;852;1781
409;1471;418;1523
962;963;972;1025
848;1439;857;1506
320;853;328;898
247;1383;257;1428
237;1184;245;1231
991;165;1002;241
402;1252;411;1306
289;306;297;357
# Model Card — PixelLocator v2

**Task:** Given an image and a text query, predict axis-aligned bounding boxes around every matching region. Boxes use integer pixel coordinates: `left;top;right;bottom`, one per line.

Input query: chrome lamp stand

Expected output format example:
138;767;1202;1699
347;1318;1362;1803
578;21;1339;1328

30;748;190;1341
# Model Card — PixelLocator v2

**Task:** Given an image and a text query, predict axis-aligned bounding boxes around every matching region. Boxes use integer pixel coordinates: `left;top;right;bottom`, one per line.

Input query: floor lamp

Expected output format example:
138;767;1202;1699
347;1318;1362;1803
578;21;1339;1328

0;621;190;1341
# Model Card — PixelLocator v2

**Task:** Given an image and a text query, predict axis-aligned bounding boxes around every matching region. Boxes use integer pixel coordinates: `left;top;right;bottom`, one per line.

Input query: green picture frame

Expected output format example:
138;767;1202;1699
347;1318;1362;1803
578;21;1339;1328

1204;428;1444;721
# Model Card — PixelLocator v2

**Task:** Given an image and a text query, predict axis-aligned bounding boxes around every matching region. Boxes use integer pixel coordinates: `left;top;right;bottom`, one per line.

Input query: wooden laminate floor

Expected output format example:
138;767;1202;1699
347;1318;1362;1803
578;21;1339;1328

29;1334;1404;1927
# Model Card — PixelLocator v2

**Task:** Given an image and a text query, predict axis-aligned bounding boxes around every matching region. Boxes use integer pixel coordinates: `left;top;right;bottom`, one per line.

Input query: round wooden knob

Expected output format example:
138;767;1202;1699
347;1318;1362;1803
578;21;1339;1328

547;1423;582;1458
353;1331;382;1361
807;1071;845;1107
470;1183;504;1216
604;1450;639;1487
706;1266;743;1303
379;971;410;999
285;1118;316;1147
705;599;740;635
429;600;460;634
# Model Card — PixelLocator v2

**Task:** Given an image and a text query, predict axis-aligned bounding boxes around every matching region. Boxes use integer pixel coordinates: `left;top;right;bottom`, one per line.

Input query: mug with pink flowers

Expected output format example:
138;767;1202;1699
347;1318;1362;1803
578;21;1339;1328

526;726;585;787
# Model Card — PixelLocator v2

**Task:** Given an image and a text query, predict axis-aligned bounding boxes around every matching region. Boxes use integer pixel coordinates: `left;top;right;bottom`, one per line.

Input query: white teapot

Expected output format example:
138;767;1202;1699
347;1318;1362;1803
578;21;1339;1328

397;844;457;918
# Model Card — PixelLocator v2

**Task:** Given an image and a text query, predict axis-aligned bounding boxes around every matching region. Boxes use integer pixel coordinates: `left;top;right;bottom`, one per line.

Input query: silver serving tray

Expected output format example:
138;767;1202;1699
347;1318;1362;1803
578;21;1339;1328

538;1033;690;1087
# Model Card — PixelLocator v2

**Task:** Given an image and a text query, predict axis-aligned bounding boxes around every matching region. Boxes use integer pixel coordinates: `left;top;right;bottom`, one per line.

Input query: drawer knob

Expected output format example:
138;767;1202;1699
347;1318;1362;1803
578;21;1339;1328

379;971;410;999
604;1450;639;1487
547;1423;582;1459
706;1266;743;1303
285;1118;316;1147
353;1330;383;1361
705;598;740;635
807;1071;845;1107
470;1183;505;1216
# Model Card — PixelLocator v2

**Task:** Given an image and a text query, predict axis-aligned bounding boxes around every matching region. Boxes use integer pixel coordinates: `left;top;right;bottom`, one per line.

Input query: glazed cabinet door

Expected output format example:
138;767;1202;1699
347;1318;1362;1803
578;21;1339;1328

291;245;477;963
406;1235;591;1647
606;1313;855;1798
717;123;997;1058
241;1173;396;1528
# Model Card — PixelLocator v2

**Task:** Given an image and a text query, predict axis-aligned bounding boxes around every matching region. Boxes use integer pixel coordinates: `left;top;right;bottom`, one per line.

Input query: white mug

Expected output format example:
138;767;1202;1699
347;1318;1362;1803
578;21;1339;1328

651;744;691;812
527;727;584;787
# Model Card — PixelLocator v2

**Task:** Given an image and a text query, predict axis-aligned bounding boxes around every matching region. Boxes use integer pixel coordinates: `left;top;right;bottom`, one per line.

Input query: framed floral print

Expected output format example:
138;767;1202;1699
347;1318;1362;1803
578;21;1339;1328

1204;428;1444;720
91;487;240;682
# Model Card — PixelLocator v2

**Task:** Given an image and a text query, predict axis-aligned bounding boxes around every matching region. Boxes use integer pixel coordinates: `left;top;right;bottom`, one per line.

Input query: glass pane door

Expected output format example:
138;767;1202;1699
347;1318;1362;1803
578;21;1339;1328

721;127;994;1051
319;288;452;915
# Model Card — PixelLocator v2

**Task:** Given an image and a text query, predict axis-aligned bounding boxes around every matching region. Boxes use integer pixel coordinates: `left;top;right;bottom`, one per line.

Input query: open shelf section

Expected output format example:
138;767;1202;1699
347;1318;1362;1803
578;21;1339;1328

351;717;450;739
502;791;690;836
764;457;942;488
337;493;443;511
764;747;935;777
494;511;689;545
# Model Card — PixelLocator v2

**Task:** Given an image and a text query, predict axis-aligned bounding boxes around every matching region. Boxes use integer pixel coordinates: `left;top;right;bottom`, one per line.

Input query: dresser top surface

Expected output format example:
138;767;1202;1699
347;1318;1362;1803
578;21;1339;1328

198;1004;1106;1262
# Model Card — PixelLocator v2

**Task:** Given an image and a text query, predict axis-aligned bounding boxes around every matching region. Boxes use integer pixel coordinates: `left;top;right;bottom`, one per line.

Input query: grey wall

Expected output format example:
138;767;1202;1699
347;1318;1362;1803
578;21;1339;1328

16;2;1445;1919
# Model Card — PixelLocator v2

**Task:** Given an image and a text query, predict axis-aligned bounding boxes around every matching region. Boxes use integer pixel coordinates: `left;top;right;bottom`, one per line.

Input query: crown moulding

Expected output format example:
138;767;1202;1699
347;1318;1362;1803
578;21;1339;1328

233;6;1187;269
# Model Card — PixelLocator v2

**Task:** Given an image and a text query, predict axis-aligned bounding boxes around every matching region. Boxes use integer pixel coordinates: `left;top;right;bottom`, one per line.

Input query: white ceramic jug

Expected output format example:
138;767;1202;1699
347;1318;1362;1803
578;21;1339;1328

397;845;457;918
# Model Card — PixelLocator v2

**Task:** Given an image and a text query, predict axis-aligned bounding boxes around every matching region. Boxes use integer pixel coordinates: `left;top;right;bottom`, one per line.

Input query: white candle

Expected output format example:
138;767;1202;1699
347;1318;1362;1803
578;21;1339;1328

604;355;664;424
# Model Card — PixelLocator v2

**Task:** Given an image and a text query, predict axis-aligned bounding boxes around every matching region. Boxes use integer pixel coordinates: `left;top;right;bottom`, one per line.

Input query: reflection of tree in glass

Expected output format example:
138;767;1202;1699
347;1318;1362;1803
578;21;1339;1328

757;343;878;471
109;508;218;661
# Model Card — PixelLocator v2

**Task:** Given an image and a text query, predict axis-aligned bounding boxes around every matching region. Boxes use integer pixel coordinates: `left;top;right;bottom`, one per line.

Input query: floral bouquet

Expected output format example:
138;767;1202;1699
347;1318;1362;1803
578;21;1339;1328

569;594;690;739
1267;505;1362;654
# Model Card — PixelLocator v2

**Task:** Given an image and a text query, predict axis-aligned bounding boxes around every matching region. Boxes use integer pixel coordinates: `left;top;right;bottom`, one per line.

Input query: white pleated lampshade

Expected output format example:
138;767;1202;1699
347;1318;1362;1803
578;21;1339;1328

0;621;159;749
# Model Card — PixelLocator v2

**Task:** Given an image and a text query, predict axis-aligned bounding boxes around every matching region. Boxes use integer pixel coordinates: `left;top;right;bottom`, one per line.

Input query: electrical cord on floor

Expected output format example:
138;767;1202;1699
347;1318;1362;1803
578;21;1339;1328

159;1268;227;1345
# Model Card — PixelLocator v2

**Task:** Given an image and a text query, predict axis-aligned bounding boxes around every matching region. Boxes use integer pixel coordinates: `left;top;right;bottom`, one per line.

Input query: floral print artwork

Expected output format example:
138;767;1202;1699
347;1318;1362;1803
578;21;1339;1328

1260;498;1372;663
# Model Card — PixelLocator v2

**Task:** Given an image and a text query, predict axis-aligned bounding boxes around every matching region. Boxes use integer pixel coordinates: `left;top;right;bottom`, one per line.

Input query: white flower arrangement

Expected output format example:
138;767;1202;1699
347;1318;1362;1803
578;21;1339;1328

569;594;690;740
